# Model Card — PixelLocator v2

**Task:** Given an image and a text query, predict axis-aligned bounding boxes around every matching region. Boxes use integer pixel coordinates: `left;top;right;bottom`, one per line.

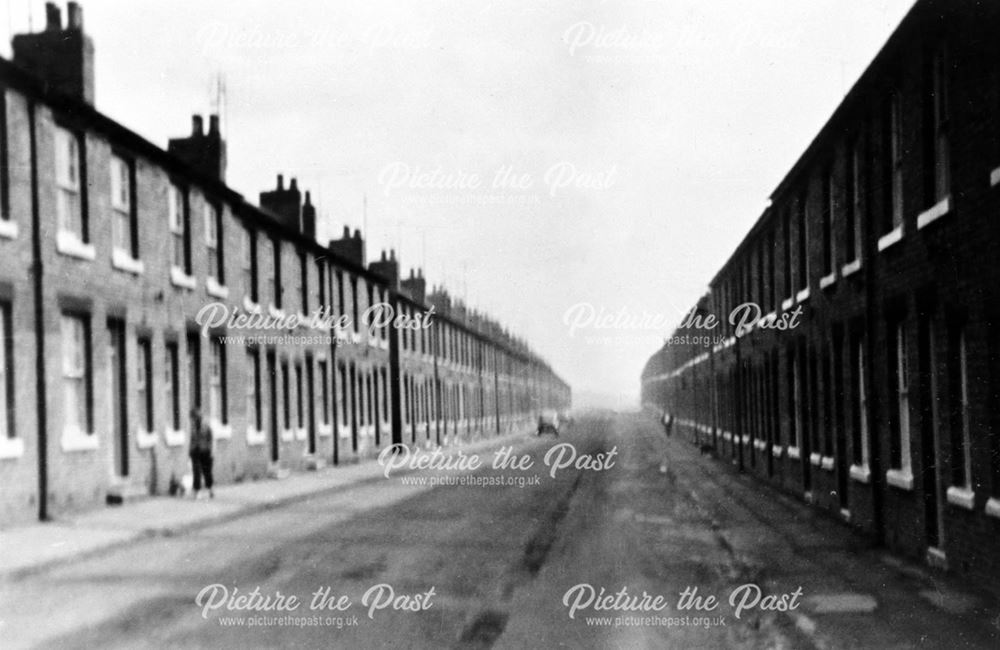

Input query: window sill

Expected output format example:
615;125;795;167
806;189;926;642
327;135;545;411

916;196;950;230
136;429;158;449
268;304;286;320
722;431;733;442
206;277;229;299
280;428;294;442
61;426;98;452
820;456;834;470
841;259;861;278
380;339;389;350
991;166;1000;188
170;266;197;290
246;427;266;446
819;273;837;290
242;295;262;314
351;332;361;344
753;439;766;451
946;486;975;510
840;508;851;522
0;436;25;459
741;434;750;446
0;219;19;240
781;297;794;311
788;446;801;460
338;425;352;440
986;497;1000;519
210;419;232;439
111;248;144;275
877;225;903;252
56;230;96;261
796;287;810;303
886;468;914;490
164;428;187;447
318;423;333;438
295;427;308;441
771;445;784;458
809;451;822;466
849;463;871;484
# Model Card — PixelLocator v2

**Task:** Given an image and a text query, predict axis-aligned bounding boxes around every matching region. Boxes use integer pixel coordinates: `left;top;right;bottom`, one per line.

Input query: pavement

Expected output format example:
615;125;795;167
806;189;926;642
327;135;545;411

0;428;535;581
2;413;998;649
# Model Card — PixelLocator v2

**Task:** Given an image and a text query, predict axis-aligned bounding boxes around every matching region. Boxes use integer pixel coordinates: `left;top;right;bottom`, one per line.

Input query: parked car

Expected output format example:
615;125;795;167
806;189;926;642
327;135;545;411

537;410;560;436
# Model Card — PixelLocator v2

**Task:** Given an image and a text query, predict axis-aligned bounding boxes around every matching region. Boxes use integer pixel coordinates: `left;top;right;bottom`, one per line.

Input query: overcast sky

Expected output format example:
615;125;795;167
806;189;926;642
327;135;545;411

3;0;916;407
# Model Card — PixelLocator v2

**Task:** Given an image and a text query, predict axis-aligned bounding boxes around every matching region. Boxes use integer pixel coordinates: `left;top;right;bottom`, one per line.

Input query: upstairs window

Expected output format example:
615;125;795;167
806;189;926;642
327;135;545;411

243;228;258;303
822;168;835;276
110;154;136;257
846;138;863;263
168;184;190;272
272;238;283;309
797;197;808;291
55;126;85;240
930;45;950;204
205;202;223;284
298;251;308;314
883;92;904;233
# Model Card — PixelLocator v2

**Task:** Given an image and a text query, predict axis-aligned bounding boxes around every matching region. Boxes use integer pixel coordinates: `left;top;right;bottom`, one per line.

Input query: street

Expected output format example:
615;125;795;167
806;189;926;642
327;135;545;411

2;413;998;649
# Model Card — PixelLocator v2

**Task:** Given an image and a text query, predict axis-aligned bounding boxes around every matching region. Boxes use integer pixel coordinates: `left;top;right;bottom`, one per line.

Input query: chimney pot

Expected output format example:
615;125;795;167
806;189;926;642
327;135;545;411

390;249;396;261
45;3;61;31
192;114;203;136
380;250;387;262
277;174;284;190
342;225;350;238
208;114;219;134
67;2;83;29
290;178;298;191
353;229;361;239
304;191;312;204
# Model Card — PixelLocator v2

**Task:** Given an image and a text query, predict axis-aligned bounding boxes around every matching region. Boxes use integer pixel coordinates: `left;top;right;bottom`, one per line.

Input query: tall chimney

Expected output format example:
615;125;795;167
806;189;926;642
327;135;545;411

13;2;95;103
329;227;365;267
168;112;227;181
301;191;316;240
370;249;400;290
67;2;83;29
259;174;302;232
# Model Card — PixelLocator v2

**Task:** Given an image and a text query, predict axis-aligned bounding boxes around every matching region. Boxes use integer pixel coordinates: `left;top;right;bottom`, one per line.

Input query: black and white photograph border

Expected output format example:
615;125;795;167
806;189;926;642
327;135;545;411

1;1;999;648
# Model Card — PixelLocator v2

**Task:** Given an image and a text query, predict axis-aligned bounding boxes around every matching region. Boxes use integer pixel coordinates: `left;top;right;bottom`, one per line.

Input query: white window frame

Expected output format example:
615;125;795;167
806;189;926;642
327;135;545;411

110;154;132;255
0;302;18;458
60;314;96;450
887;322;913;489
168;184;187;273
889;92;904;230
850;340;871;482
55;126;83;240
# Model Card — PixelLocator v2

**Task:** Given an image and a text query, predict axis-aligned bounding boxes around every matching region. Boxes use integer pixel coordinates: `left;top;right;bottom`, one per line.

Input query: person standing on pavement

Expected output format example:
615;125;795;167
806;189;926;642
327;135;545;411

189;408;214;499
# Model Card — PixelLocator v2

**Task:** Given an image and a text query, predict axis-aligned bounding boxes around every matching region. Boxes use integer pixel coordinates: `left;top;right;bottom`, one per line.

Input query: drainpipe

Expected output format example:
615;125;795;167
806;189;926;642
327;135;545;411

28;101;48;521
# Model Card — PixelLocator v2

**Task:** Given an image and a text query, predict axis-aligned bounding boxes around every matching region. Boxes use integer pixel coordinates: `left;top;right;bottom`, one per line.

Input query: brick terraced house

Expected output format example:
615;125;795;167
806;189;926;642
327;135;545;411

642;0;1000;591
0;2;570;526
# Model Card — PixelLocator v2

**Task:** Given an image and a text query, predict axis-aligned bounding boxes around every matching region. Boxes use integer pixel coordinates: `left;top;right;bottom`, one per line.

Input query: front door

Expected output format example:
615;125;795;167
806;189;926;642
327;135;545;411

107;319;127;477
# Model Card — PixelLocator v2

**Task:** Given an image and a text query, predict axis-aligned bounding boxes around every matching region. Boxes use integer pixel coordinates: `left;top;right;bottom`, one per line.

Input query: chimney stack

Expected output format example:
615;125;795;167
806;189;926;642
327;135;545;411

168;113;227;181
13;2;95;103
401;267;427;304
301;191;316;240
370;248;400;290
67;2;83;29
329;227;365;267
258;173;302;232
